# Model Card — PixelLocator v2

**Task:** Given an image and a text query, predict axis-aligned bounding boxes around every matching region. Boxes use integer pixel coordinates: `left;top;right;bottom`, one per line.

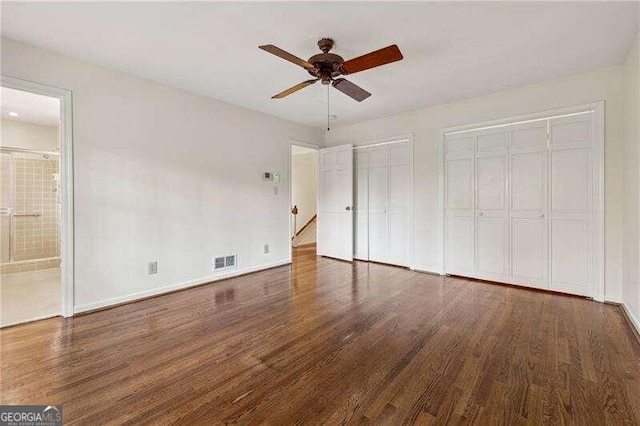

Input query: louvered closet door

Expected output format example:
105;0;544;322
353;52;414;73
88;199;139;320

445;133;475;275
475;129;509;281
548;113;594;296
353;149;369;261
509;121;548;289
367;146;388;263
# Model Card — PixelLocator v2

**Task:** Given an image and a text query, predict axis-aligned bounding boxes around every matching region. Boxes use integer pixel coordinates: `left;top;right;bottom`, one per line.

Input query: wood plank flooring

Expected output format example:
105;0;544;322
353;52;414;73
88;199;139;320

2;245;640;424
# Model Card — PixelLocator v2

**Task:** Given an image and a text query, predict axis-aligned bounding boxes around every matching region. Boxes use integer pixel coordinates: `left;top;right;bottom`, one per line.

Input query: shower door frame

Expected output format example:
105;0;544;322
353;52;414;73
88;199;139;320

2;76;75;317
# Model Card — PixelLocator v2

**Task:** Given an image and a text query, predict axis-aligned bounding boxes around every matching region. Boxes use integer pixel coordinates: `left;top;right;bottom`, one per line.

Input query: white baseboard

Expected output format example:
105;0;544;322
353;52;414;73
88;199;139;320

1;313;60;329
622;302;640;336
74;259;291;314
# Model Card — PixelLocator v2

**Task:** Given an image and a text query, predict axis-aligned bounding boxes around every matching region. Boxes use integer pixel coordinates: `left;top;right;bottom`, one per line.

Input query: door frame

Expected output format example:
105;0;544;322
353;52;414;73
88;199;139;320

438;101;605;302
2;75;75;316
288;139;319;262
353;133;415;270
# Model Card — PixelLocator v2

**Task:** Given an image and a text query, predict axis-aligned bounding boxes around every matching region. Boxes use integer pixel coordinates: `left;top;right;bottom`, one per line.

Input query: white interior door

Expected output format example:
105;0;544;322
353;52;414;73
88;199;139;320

317;144;353;261
510;121;548;289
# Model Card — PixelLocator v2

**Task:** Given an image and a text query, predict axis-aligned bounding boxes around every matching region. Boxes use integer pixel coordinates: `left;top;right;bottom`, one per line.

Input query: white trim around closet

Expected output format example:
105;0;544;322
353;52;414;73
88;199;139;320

437;102;605;302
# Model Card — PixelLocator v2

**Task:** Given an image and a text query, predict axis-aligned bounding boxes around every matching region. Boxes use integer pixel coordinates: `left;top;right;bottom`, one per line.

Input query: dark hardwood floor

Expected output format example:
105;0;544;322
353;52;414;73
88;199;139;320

2;244;640;424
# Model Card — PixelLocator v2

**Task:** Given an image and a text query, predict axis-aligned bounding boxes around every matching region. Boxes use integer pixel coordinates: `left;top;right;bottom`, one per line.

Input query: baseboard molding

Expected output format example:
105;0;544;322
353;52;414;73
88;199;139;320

1;313;60;329
621;302;640;341
74;259;291;314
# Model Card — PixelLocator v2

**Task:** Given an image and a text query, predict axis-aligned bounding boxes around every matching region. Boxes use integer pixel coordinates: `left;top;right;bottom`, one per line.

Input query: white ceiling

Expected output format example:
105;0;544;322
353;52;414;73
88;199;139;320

1;2;638;129
1;87;60;127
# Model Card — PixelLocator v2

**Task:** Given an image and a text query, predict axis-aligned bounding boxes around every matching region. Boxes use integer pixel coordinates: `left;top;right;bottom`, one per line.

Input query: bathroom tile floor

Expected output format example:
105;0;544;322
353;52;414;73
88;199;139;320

1;268;60;327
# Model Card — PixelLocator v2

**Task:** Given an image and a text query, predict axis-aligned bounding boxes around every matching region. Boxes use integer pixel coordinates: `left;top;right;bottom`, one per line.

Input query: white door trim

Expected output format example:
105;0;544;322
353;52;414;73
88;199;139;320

438;101;605;302
353;133;415;270
1;75;75;316
288;139;319;262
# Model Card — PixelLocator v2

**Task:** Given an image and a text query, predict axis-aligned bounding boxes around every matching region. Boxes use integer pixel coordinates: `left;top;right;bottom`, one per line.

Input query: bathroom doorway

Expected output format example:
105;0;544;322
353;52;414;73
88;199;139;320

1;81;73;327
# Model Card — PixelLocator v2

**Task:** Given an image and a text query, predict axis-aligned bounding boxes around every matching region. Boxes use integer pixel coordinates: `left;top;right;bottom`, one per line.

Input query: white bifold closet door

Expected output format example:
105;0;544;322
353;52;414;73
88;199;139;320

548;113;595;296
353;149;369;260
353;141;411;267
510;120;548;289
317;144;353;261
445;111;598;298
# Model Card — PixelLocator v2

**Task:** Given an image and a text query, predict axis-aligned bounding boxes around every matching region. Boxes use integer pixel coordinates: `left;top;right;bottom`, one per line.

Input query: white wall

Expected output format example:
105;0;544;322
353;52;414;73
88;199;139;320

1;119;59;151
326;66;626;301
623;33;640;329
291;150;317;242
1;38;323;311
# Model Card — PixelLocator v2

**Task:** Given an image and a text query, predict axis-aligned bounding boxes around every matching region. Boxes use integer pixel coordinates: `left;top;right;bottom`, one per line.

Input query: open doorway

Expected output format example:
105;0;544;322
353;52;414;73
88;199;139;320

290;143;318;262
1;81;73;327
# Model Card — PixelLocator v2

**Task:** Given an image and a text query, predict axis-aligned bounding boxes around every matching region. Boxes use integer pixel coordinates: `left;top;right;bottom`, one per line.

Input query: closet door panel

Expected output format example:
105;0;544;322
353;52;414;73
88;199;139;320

446;216;474;273
369;212;387;262
388;143;411;266
550;219;590;295
353;150;369;260
445;131;475;275
510;149;547;288
476;155;506;211
388;215;410;265
475;151;508;279
551;148;590;213
447;158;474;211
548;112;594;296
512;151;545;212
476;217;507;275
511;218;545;285
367;147;388;263
510;120;548;288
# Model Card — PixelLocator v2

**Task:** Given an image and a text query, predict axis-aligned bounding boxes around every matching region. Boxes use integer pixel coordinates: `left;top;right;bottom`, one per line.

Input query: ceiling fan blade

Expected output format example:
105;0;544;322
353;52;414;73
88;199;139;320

332;78;371;102
341;45;403;75
272;79;318;99
259;45;315;70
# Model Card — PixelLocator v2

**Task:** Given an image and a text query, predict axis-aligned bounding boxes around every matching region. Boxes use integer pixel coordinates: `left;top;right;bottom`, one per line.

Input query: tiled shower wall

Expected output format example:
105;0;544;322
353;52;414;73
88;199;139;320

11;156;60;262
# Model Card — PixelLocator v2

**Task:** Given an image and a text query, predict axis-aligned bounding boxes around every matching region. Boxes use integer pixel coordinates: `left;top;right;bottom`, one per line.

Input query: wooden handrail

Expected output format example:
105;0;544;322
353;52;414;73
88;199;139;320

293;214;317;239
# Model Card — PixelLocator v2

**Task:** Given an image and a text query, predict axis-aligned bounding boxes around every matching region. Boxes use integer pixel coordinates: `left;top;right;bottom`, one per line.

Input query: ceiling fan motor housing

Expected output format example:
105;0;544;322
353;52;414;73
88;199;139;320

308;38;344;84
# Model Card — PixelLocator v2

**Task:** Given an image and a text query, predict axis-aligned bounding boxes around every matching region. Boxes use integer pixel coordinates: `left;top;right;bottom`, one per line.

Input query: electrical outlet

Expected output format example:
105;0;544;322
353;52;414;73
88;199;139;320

148;261;158;275
264;244;269;254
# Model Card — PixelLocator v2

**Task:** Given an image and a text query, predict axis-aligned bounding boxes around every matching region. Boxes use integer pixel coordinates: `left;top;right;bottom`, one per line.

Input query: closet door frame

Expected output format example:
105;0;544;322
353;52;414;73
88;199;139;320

353;134;415;270
438;101;604;302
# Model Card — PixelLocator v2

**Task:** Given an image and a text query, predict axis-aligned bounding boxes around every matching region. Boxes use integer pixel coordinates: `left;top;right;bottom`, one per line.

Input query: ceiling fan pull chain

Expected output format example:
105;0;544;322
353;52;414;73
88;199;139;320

327;83;330;131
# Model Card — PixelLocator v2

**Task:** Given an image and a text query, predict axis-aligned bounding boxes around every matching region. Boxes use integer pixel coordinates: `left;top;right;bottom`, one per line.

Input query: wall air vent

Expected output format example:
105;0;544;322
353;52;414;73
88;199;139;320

214;257;225;270
213;254;237;271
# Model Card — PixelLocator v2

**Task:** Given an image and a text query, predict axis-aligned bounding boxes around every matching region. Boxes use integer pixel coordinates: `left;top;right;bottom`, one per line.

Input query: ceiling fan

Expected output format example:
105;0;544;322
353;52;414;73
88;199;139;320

259;38;403;102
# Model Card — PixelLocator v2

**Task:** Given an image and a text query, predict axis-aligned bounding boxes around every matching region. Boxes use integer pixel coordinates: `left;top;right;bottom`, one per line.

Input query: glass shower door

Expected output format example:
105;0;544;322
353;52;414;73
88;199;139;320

0;152;11;263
